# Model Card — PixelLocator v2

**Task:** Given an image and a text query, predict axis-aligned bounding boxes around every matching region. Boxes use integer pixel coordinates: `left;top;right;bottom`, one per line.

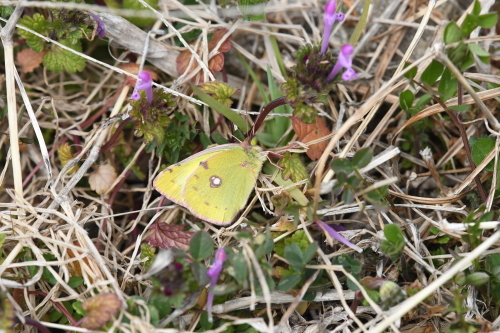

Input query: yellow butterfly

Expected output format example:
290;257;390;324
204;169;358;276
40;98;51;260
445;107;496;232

154;141;268;226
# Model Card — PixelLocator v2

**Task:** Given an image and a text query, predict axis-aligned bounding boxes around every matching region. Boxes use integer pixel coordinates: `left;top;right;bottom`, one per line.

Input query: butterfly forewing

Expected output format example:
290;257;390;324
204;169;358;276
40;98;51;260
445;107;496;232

153;150;223;205
183;146;264;225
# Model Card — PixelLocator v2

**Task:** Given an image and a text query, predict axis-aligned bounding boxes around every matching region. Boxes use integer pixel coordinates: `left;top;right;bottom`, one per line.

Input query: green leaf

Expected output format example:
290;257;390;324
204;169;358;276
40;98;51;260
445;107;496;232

465;272;489;286
438;68;458;101
191;261;210;286
191;85;249;133
17;13;49;52
472;0;481;16
284;243;304;271
471;137;495;171
447;105;471;112
43;40;86;73
352;148;373;169
237;0;268;21
403;62;418;80
414;94;432;110
68;276;84;288
277;274;302;291
200;81;238;108
478;13;498;28
443;22;462;45
460;51;476;71
331;158;354;175
303;291;316;302
421;60;444;86
123;0;158;27
461;14;479;37
279;152;308;183
468;43;490;57
189;231;214;261
227;252;248;284
384;225;404;244
342;189;355;205
303;242;318;264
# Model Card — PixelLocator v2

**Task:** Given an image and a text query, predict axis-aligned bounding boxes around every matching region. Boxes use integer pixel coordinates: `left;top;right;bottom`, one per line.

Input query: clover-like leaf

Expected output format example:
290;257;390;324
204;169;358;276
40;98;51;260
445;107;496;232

279;152;308;183
145;223;193;250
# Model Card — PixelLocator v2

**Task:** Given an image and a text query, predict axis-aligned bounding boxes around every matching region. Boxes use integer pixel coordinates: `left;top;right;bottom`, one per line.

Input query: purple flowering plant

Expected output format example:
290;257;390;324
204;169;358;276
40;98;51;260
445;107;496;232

282;0;357;123
128;71;176;146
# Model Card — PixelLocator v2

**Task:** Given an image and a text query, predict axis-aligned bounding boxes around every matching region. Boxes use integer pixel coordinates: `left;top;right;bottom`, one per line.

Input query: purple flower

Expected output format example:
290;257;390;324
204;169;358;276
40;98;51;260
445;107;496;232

131;71;153;104
88;13;105;39
321;0;345;55
315;220;362;253
206;248;226;322
327;44;357;81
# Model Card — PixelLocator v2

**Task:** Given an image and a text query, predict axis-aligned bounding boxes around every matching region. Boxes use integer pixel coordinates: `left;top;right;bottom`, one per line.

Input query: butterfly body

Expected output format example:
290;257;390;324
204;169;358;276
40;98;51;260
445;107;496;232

154;142;267;225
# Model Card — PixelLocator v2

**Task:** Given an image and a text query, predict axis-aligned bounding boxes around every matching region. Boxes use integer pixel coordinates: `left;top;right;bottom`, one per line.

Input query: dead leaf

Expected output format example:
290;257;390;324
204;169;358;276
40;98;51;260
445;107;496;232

176;28;232;82
292;117;331;160
17;48;46;73
81;293;121;330
89;164;117;195
145;223;193;250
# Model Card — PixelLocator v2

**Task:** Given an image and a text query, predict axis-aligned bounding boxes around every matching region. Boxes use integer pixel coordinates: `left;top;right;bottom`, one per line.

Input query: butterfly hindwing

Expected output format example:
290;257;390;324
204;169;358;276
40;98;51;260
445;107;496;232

183;146;264;225
154;143;266;225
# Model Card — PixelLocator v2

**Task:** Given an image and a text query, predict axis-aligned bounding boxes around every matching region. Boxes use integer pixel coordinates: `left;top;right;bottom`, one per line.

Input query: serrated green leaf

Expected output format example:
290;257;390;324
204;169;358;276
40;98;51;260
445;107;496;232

18;13;49;52
189;231;214;261
352;148;373;169
421;60;444;86
478;13;498;28
200;81;238;108
43;40;86;73
443;22;462;45
279;152;308;183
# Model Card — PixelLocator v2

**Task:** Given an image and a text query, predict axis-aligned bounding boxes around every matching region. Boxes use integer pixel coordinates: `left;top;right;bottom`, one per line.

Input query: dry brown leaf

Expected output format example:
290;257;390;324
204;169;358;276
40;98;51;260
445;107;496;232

292;117;331;160
89;164;117;195
176;28;232;82
81;293;122;330
17;48;46;73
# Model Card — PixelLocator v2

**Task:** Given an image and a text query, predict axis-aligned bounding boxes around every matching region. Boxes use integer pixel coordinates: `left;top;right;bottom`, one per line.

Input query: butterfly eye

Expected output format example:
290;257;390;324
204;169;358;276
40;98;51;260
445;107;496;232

209;176;222;188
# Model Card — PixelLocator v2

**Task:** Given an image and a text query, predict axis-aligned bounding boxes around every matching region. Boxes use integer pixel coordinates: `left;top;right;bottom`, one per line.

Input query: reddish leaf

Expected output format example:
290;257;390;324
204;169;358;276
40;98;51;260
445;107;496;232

146;223;193;250
292;117;331;160
176;28;232;82
208;53;225;73
81;293;121;330
208;28;231;53
17;48;46;73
